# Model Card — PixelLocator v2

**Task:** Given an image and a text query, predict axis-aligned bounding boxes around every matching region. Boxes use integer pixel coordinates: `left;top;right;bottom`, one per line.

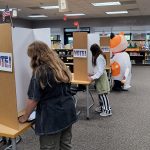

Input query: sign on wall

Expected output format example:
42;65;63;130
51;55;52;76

0;52;12;72
73;49;87;58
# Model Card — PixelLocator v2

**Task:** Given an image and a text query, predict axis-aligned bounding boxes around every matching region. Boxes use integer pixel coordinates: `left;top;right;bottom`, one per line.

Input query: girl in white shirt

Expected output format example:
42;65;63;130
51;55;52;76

89;44;112;117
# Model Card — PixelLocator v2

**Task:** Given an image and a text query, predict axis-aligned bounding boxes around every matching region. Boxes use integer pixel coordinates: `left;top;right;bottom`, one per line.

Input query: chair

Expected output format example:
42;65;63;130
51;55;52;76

0;136;22;150
70;86;81;115
77;85;95;103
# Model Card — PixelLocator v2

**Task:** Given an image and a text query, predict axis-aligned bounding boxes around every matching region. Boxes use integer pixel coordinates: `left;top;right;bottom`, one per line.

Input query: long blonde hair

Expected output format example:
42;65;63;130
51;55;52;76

27;41;72;83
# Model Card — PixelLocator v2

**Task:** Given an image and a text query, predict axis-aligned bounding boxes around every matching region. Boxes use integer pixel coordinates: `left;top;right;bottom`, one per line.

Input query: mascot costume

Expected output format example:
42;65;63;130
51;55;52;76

110;32;132;91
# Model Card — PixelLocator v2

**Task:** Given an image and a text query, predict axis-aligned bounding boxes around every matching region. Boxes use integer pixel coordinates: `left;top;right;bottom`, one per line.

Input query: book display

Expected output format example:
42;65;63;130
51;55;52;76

126;33;150;65
55;48;74;72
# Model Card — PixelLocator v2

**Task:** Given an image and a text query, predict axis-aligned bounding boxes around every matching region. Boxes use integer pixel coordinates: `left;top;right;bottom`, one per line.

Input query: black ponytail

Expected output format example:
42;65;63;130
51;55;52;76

110;33;115;39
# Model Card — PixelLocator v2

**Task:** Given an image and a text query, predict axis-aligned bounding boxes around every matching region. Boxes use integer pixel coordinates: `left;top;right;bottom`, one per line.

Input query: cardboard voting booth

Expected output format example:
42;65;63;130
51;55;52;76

73;32;100;81
100;36;111;69
73;32;88;81
0;23;51;130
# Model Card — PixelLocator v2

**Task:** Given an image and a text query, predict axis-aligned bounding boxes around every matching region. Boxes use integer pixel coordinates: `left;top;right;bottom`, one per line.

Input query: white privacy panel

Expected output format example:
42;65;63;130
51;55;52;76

33;28;51;47
88;33;100;74
12;27;34;112
12;27;51;112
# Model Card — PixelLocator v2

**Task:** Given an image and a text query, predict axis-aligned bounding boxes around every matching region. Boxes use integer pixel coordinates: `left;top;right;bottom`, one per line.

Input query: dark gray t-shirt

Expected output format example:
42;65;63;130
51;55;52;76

27;67;77;135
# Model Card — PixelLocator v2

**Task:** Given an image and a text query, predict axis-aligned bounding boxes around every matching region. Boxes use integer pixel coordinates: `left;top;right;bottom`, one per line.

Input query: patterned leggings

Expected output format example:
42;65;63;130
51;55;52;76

98;93;111;114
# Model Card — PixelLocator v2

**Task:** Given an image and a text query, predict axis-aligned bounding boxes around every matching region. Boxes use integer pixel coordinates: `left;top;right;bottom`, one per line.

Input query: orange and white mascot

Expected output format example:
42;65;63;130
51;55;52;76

110;32;131;91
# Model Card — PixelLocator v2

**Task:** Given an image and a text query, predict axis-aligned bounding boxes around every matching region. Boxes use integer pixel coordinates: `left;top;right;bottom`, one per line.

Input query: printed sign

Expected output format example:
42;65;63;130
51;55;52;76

101;46;110;52
0;52;12;72
73;49;87;58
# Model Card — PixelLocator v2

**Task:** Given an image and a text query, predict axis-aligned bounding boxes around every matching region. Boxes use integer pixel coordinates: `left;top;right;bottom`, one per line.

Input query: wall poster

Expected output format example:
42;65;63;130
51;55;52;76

0;52;12;72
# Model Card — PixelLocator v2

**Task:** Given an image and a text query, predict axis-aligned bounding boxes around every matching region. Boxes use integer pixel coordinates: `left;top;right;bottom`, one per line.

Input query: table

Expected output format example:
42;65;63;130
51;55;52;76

71;75;94;119
0;112;33;150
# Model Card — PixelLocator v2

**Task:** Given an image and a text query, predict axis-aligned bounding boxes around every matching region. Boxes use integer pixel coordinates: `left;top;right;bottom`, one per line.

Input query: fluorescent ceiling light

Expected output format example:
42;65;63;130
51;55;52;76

0;8;20;11
92;2;121;6
106;11;128;14
28;15;48;18
40;6;59;9
0;9;7;11
64;13;85;16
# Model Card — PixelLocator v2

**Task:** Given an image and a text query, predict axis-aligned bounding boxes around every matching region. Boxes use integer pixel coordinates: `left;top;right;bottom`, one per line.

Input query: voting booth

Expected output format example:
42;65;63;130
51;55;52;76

100;36;111;69
73;32;88;81
0;23;51;130
73;32;100;80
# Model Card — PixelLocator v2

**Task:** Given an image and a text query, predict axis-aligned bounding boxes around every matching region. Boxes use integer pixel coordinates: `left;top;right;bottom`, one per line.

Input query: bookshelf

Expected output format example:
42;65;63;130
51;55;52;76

54;49;74;72
126;50;150;65
125;33;150;65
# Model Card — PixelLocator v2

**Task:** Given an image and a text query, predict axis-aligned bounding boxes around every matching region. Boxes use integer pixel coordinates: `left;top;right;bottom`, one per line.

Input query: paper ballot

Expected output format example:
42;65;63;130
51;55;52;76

28;111;36;121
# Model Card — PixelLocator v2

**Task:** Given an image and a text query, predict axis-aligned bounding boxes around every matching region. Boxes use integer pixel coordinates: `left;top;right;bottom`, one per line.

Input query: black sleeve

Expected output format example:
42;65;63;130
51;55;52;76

27;75;41;102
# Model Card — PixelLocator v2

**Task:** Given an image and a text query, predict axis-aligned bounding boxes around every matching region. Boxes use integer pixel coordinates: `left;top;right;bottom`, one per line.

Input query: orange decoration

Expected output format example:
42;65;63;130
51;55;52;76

74;21;79;27
111;61;120;76
63;16;67;21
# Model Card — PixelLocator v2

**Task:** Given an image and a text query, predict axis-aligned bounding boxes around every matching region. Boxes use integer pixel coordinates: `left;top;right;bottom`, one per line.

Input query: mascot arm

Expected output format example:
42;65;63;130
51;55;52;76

121;67;130;83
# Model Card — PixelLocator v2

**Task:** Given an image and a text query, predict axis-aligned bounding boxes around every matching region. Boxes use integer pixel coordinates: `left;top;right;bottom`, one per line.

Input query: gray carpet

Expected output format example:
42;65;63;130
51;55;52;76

2;66;150;150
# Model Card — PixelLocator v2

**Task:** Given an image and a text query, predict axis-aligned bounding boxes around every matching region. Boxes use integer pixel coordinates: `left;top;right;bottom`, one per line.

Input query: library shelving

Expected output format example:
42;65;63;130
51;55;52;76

144;51;150;64
54;49;74;72
126;49;150;65
125;33;150;65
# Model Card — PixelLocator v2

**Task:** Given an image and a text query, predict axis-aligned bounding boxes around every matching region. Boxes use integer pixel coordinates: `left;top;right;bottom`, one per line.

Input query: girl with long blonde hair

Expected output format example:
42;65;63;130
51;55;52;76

19;41;77;150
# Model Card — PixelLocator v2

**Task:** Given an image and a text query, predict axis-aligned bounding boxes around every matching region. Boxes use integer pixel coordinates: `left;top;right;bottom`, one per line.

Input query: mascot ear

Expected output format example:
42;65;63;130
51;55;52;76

110;33;115;39
119;32;125;35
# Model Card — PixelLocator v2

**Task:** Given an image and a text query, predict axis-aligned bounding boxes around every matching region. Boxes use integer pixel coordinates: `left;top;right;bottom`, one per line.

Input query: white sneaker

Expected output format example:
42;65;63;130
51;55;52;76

100;111;112;117
95;107;102;113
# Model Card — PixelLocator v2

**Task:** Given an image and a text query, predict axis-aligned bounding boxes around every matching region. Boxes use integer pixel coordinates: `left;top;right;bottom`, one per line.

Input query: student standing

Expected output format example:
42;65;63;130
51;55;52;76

88;44;112;117
19;41;77;150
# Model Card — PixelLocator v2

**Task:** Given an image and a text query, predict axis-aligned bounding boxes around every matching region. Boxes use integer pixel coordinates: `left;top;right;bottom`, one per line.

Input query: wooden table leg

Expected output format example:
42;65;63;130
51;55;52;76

86;85;90;119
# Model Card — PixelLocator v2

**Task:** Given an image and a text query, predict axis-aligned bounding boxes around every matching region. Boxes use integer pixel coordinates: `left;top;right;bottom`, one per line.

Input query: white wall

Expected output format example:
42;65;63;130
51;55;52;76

51;28;64;45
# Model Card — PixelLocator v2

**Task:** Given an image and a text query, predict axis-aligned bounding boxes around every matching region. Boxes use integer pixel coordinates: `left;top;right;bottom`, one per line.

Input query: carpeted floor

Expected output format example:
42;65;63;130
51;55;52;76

1;66;150;150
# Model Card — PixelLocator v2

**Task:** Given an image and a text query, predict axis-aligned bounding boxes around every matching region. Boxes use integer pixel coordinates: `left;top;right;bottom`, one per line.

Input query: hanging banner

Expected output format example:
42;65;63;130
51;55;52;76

0;52;12;72
73;49;87;58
